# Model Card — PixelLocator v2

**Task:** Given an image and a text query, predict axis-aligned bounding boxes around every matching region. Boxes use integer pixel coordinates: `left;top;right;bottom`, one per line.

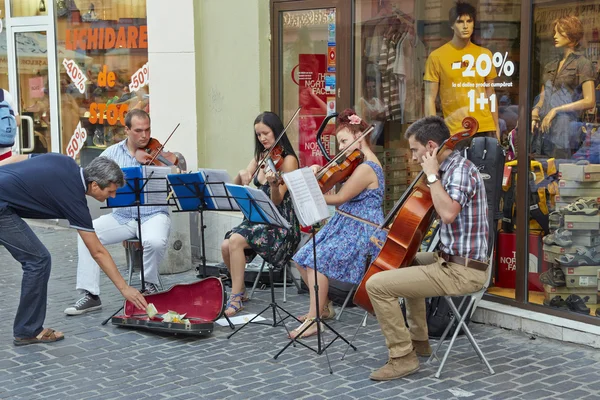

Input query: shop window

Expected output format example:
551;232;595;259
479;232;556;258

10;0;48;17
354;0;520;298
279;8;338;168
530;1;600;319
55;0;148;165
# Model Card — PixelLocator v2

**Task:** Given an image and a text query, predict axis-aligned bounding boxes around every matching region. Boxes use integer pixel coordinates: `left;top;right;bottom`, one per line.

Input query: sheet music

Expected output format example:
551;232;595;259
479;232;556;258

200;169;239;211
282;167;329;227
225;184;291;229
143;166;174;204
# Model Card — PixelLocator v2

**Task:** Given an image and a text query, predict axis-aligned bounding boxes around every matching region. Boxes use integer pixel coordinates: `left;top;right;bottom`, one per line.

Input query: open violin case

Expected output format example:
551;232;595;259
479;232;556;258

112;277;225;336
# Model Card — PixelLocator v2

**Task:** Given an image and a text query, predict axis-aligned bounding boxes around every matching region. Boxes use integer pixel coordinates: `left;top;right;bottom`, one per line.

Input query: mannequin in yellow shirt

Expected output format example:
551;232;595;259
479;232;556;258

424;2;500;140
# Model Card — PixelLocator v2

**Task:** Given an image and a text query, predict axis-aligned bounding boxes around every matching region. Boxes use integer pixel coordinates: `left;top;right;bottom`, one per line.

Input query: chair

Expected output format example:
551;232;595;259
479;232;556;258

123;238;165;290
247;260;301;302
247;232;310;302
426;236;496;379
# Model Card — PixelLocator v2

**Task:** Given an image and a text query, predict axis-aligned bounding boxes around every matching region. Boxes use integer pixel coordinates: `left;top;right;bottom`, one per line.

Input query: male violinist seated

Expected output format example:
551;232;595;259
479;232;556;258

366;116;489;381
64;109;172;315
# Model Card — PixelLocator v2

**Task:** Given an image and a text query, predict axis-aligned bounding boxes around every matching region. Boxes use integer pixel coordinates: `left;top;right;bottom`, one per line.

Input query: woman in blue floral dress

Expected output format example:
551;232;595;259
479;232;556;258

290;109;386;338
221;112;301;317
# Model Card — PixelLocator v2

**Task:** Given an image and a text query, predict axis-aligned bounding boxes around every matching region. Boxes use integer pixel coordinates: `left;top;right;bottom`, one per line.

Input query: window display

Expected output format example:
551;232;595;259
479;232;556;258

354;0;519;221
55;0;148;165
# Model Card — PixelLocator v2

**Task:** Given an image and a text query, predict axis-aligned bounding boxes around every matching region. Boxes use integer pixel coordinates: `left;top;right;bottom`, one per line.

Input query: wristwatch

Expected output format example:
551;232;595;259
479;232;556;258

426;173;440;187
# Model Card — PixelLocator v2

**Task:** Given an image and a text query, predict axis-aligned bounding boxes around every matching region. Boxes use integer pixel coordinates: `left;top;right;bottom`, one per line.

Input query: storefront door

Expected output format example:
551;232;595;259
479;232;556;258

8;24;59;154
272;0;351;168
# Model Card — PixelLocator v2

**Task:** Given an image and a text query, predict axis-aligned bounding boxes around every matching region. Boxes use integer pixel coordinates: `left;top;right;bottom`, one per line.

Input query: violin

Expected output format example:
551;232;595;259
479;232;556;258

135;123;184;169
314;125;374;193
136;138;179;167
316;149;364;193
352;117;479;314
261;145;284;171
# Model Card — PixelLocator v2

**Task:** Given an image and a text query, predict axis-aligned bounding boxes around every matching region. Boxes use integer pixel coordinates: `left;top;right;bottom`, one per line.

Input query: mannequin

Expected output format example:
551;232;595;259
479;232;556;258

531;15;595;159
424;1;499;139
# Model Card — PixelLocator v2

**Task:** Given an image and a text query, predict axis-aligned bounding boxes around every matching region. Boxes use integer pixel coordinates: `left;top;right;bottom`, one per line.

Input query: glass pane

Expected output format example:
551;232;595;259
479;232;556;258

11;0;48;17
0;3;8;90
354;0;520;300
55;0;148;164
16;31;52;154
530;1;600;318
280;8;337;168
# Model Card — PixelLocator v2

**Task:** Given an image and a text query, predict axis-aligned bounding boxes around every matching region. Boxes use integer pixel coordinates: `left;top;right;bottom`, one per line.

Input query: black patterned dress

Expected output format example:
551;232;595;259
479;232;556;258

226;165;301;268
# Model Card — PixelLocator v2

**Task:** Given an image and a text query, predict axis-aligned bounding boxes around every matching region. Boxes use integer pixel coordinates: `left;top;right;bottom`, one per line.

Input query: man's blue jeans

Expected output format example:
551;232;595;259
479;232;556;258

0;206;51;338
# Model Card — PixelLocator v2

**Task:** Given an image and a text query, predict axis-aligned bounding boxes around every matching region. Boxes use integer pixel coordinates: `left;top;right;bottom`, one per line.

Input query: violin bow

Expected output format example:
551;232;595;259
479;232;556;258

316;125;375;178
250;107;302;182
148;123;181;165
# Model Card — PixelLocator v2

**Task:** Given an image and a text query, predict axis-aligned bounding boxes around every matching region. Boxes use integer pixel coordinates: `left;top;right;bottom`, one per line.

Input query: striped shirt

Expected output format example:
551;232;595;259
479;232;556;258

100;139;169;224
437;151;488;262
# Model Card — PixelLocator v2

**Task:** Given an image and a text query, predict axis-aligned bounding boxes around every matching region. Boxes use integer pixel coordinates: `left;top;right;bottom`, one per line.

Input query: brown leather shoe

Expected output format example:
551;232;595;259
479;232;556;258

369;349;419;381
412;339;432;357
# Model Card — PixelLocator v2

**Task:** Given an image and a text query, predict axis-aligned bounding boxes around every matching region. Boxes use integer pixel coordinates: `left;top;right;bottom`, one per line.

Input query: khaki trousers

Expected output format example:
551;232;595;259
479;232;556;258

366;252;487;358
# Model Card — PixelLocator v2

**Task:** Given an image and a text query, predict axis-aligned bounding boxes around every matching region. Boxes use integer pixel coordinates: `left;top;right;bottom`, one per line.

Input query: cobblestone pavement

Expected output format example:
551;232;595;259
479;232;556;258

1;224;600;400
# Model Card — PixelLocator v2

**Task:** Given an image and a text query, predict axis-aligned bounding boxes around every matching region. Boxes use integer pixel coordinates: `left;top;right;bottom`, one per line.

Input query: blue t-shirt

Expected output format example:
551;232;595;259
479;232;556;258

0;153;94;231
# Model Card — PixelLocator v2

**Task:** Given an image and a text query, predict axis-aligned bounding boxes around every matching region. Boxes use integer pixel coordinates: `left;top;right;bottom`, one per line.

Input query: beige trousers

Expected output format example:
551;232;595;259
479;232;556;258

366;252;487;358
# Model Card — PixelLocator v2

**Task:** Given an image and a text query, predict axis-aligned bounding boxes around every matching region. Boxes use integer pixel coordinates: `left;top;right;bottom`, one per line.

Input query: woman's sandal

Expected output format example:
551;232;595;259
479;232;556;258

14;328;65;346
555;246;600;267
297;300;336;322
224;292;245;317
560;198;599;216
288;317;324;339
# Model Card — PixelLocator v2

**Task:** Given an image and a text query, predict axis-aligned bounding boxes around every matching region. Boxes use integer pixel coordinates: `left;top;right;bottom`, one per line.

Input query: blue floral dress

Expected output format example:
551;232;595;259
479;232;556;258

293;161;386;284
226;156;301;268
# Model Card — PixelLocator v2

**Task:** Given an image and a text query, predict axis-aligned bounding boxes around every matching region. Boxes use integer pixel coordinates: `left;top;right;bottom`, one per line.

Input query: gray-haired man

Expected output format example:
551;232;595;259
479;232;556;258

0;154;148;346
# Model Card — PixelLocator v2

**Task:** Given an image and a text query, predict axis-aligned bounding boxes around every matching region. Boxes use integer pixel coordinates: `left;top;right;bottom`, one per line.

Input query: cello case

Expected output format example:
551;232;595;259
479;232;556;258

353;117;480;314
112;277;225;336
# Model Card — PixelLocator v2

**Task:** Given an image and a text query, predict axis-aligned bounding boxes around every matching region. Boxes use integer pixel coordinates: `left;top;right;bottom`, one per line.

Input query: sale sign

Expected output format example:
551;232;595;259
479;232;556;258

66;121;87;159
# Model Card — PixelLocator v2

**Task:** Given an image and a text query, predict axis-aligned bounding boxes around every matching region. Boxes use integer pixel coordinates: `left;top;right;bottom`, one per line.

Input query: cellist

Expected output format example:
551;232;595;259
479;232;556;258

289;109;386;339
366;116;489;381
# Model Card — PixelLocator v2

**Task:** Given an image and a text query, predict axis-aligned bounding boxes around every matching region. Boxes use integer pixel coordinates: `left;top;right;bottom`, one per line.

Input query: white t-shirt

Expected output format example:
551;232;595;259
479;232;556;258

0;89;18;153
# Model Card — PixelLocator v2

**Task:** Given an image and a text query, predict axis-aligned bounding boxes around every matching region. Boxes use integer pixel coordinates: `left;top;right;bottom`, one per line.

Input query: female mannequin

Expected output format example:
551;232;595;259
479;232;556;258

531;15;596;158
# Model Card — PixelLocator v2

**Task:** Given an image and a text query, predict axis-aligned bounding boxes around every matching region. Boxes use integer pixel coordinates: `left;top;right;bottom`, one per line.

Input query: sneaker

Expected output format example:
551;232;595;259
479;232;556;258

539;267;566;287
566;294;591;315
64;292;102;315
143;282;160;294
543;295;568;310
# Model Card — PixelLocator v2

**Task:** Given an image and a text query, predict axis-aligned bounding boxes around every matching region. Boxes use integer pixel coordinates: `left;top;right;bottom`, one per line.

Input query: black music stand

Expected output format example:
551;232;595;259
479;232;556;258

272;168;356;373
101;167;171;325
167;172;242;330
223;184;299;339
166;171;239;279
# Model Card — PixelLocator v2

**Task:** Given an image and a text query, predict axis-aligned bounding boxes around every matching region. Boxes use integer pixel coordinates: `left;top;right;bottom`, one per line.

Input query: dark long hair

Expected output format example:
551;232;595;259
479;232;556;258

253;112;298;162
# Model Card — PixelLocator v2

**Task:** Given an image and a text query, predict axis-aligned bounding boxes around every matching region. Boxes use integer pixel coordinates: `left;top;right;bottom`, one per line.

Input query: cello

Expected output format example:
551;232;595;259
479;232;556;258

352;117;479;314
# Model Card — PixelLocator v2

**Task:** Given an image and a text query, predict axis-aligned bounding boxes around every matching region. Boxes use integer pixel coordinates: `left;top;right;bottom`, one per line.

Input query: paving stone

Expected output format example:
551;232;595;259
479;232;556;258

1;225;600;399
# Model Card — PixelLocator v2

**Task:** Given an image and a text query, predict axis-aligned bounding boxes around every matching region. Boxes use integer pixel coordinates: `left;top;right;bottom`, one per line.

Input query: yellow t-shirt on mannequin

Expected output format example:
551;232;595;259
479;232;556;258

424;41;497;135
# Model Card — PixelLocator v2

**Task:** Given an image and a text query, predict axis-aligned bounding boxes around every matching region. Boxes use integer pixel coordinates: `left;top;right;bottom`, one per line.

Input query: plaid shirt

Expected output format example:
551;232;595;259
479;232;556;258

100;140;169;224
437;151;488;262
